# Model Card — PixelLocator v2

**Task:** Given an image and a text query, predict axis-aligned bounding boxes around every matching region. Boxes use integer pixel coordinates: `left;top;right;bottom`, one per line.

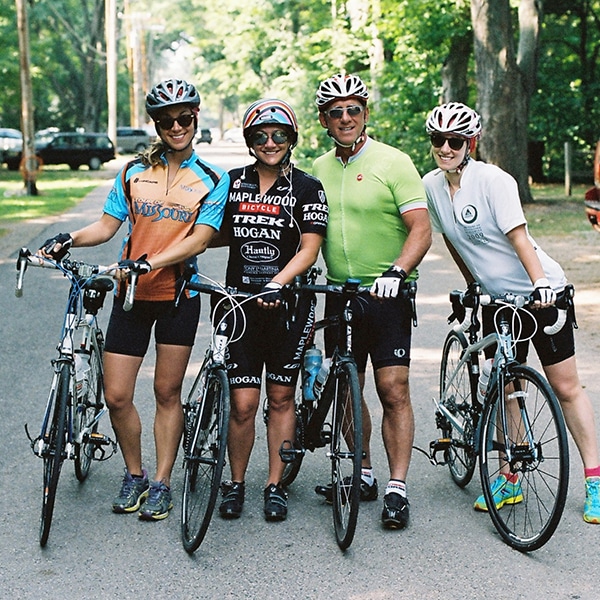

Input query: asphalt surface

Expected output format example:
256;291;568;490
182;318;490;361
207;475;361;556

1;144;599;600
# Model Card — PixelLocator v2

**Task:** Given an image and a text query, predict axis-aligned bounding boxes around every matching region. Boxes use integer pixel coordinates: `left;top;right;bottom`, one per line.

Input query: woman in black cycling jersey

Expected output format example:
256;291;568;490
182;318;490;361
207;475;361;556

214;99;328;521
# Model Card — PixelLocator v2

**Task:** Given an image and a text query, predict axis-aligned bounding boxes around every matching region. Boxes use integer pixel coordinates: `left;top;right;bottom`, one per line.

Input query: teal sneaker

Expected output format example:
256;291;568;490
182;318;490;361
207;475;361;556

474;474;523;512
584;477;600;524
138;481;173;521
112;469;149;513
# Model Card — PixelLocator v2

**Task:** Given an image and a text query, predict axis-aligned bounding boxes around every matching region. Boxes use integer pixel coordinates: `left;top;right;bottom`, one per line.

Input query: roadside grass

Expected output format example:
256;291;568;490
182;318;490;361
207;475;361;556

0;167;109;238
0;167;593;239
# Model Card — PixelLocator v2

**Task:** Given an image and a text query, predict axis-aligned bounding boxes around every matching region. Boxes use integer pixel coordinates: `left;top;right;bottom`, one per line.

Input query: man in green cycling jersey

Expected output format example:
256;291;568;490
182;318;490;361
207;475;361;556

313;74;431;529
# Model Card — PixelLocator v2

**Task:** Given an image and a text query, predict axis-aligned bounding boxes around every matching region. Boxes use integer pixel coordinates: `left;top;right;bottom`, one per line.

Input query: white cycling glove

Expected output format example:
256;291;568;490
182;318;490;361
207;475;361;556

370;266;407;299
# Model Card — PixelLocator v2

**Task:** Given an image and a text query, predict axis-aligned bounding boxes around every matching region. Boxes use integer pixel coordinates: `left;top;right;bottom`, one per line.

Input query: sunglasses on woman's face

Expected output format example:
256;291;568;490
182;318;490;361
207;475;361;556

429;134;466;150
250;129;290;146
156;113;194;130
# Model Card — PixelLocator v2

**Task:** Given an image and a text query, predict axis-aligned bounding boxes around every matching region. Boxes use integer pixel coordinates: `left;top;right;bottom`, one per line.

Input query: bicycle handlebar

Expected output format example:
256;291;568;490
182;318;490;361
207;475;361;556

449;284;573;336
15;248;118;297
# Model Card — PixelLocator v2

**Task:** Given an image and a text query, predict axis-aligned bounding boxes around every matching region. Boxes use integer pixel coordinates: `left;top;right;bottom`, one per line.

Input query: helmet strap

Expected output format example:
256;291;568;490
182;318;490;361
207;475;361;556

328;128;366;152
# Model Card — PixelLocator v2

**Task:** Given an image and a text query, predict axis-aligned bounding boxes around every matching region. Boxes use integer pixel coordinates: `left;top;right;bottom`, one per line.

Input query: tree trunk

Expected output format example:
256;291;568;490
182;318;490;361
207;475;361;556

441;33;472;103
471;0;542;204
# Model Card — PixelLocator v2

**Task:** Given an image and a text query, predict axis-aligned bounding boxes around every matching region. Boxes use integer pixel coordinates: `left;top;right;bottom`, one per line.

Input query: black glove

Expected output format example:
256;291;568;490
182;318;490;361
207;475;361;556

118;254;152;274
370;266;407;299
259;282;283;304
532;278;556;306
41;232;72;260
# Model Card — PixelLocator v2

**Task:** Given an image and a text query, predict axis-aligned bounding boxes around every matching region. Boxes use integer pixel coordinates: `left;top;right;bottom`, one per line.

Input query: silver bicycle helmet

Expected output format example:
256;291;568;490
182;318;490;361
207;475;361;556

315;74;369;108
425;102;482;138
145;79;200;119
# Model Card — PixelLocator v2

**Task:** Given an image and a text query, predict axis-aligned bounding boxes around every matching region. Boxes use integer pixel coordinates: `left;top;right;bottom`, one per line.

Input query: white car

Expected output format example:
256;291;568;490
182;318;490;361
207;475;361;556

222;127;245;143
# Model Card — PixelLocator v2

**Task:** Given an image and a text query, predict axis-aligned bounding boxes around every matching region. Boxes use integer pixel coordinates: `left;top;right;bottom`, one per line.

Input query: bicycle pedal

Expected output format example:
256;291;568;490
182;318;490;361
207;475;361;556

279;439;305;463
89;432;111;446
428;438;451;465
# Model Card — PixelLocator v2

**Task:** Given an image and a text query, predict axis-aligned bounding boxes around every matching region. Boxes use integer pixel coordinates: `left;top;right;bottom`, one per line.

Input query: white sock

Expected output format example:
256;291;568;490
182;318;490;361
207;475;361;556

386;479;406;498
361;467;375;486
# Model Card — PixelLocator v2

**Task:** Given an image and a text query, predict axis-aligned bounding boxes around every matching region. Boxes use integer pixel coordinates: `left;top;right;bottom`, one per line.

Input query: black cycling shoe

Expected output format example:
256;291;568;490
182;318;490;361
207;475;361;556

219;481;245;519
264;483;288;521
381;492;409;530
315;478;378;504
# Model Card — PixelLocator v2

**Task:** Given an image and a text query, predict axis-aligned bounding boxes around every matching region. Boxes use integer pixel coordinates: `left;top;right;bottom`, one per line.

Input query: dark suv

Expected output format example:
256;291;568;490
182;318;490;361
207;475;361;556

30;132;115;170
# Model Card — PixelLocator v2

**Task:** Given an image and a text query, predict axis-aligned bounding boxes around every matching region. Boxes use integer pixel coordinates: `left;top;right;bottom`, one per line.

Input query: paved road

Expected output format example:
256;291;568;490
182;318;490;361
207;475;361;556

0;144;598;599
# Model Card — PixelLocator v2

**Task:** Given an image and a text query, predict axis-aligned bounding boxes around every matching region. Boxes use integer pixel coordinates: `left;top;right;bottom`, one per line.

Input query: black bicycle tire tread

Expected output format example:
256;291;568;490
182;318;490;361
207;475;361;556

331;359;362;551
40;362;69;546
181;367;230;554
479;364;569;551
439;330;477;488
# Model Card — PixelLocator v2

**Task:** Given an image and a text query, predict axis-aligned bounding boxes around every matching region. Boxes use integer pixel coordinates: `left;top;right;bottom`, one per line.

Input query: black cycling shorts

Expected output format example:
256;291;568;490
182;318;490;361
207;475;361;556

482;303;575;367
324;291;413;372
104;293;201;357
224;295;315;389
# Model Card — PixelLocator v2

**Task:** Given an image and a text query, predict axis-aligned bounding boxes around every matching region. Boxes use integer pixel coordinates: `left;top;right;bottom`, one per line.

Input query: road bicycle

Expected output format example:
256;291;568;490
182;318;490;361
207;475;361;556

16;247;124;546
278;275;418;550
429;282;572;551
176;276;256;554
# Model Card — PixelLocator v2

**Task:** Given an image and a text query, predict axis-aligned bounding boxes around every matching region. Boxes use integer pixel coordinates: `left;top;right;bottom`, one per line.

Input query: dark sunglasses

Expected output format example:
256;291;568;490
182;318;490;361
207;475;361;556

156;113;195;130
326;105;364;119
250;129;290;146
429;134;466;150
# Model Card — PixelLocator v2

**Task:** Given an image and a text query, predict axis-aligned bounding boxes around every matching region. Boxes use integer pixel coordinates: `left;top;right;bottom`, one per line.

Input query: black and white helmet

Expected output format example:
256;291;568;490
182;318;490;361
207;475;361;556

315;74;369;109
425;102;482;138
145;79;200;119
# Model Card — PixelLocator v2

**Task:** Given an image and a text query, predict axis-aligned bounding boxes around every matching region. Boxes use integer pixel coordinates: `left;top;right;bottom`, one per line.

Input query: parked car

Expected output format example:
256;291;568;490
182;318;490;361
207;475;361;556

12;132;116;170
584;139;600;232
222;127;245;143
196;128;213;144
0;127;23;170
116;127;151;153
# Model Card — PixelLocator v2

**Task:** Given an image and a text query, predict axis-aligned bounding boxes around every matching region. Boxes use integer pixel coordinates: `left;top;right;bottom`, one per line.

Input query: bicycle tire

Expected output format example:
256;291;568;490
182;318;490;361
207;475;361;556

330;359;362;551
479;364;569;551
439;330;477;487
40;362;69;547
181;367;230;554
280;380;307;488
74;336;104;481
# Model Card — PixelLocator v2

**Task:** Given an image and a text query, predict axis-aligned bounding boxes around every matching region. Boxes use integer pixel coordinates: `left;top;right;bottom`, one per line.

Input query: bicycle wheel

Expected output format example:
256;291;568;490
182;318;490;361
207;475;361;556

280;380;306;488
330;359;362;551
439;330;477;487
40;362;69;547
181;367;230;554
74;339;103;481
479;364;569;551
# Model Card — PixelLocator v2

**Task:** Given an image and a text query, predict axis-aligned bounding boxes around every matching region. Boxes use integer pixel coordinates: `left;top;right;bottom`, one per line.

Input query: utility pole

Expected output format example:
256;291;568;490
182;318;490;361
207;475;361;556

105;0;117;150
15;0;38;195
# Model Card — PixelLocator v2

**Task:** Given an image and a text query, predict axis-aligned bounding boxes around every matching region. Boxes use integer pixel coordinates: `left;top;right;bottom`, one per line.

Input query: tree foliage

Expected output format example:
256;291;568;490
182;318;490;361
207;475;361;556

3;0;600;187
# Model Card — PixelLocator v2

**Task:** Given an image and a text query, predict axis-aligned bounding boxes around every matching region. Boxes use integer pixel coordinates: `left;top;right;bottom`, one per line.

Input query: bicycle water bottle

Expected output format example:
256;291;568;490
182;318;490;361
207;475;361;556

74;349;91;399
313;358;331;401
477;358;494;403
303;347;322;402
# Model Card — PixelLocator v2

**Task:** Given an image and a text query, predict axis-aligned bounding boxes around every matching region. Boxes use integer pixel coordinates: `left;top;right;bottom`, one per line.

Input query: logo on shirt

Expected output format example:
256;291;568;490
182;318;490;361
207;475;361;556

461;205;478;224
240;241;280;263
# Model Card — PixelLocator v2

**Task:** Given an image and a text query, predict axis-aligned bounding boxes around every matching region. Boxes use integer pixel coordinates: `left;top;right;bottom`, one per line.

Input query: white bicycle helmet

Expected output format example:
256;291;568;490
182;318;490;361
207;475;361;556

425;102;482;138
146;79;200;119
315;74;369;108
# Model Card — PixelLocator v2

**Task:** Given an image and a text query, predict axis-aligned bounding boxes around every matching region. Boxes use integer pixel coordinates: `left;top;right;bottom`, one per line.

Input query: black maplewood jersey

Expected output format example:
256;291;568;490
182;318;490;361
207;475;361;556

224;164;328;291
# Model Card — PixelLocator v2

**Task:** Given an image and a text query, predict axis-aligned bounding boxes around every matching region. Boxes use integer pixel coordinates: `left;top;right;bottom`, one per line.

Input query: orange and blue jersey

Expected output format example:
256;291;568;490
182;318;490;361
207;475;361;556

104;152;229;301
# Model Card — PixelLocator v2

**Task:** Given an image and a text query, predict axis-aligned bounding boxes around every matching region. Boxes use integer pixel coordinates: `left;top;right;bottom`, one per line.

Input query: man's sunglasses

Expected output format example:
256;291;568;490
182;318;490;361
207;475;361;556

429;134;466;150
250;129;290;146
156;113;195;130
325;105;364;119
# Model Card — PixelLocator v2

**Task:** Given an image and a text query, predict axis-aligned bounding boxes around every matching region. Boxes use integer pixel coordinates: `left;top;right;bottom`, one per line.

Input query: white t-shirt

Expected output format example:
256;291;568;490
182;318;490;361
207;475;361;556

423;159;566;296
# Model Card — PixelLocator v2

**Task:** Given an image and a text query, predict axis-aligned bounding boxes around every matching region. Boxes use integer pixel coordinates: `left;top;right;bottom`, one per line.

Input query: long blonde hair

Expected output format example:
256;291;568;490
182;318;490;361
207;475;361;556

139;140;168;168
